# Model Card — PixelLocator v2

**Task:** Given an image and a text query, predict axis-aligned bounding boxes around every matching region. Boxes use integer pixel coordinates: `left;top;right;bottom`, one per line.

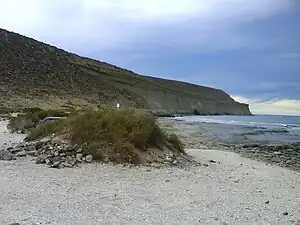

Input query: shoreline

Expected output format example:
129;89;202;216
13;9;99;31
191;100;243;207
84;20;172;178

158;118;300;173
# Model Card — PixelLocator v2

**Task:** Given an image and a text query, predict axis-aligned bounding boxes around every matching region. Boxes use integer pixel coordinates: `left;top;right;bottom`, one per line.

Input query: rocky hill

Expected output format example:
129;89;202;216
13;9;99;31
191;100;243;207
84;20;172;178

0;28;251;115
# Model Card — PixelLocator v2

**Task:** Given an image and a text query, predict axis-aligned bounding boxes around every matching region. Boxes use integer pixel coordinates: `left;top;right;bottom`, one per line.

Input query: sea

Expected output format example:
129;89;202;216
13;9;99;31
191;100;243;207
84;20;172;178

171;115;300;145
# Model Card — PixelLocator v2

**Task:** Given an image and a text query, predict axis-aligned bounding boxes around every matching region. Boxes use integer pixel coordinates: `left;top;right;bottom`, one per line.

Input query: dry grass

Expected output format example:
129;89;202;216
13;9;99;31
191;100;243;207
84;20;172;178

28;107;185;164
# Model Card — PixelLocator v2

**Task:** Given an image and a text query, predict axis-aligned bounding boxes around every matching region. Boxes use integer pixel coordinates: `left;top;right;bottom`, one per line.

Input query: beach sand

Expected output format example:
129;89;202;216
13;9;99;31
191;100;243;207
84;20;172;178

0;121;300;225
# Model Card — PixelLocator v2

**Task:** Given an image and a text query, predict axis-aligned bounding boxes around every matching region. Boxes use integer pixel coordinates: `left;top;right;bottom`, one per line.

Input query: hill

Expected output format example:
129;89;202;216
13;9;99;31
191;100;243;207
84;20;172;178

0;28;251;115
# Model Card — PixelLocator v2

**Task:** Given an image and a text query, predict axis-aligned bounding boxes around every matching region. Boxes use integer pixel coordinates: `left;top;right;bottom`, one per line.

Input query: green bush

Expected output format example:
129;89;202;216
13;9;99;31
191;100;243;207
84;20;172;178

28;107;185;164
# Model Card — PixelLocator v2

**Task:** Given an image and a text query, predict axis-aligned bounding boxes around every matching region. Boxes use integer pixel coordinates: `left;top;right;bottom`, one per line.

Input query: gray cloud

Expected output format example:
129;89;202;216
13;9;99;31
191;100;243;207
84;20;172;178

0;0;296;53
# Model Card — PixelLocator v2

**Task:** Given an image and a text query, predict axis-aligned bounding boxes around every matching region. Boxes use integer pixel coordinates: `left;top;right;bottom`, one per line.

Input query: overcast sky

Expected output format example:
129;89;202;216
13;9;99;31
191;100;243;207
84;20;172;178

0;0;299;115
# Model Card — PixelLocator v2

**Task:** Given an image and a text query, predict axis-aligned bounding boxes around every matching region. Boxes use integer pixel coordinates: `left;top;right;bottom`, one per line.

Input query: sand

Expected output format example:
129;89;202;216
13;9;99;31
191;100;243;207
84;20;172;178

0;121;300;225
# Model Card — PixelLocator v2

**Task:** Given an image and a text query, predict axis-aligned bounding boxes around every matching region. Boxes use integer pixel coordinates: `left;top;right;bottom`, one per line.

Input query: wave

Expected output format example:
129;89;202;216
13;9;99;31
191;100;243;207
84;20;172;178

171;116;300;131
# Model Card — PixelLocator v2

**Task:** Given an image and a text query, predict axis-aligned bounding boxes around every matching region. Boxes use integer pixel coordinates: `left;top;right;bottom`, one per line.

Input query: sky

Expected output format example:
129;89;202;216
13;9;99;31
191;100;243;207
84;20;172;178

0;0;299;115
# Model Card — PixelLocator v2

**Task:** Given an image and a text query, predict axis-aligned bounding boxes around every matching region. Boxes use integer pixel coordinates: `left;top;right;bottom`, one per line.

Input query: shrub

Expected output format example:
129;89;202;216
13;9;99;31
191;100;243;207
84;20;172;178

28;119;67;140
28;107;185;164
7;108;69;132
167;133;185;154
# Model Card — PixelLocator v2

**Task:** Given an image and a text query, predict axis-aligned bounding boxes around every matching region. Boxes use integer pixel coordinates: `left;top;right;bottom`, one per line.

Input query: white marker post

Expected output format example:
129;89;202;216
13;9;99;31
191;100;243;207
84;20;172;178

116;103;120;109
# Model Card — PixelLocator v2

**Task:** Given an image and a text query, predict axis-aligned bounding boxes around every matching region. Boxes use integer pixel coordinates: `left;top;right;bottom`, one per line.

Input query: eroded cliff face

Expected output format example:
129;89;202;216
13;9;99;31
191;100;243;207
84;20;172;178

0;28;251;115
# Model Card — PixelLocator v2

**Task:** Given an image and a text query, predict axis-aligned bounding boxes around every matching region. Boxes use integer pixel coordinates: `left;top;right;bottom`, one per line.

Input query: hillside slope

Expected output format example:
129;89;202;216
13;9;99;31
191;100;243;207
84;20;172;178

0;28;251;115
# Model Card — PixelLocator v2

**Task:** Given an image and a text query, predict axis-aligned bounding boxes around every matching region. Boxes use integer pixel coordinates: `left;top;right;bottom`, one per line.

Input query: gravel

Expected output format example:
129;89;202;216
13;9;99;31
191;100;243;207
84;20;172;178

1;120;300;225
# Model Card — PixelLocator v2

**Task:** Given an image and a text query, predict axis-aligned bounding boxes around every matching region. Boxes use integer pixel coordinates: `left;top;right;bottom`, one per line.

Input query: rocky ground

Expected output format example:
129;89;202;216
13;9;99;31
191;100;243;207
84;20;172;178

0;137;201;169
228;143;300;172
158;118;300;172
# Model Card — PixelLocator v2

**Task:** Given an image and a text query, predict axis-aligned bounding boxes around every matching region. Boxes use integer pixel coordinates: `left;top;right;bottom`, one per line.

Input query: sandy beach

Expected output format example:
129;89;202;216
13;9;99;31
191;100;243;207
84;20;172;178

1;120;300;225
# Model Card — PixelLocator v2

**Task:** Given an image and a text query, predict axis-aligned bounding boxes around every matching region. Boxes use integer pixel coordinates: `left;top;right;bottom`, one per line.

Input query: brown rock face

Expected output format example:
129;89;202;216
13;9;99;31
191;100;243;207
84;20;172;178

0;28;251;115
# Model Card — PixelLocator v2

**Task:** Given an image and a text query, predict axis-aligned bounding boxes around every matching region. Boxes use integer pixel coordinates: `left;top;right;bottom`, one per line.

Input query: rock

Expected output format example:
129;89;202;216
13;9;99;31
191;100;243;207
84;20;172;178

54;151;59;157
265;200;270;204
11;147;22;154
165;156;172;161
103;156;109;163
58;163;65;169
76;153;83;161
45;158;51;164
85;155;93;163
151;163;161;168
59;153;66;157
27;151;36;156
50;161;61;168
243;144;260;148
172;160;178;165
36;154;48;164
283;212;289;216
209;160;217;163
61;162;73;168
76;147;83;153
156;157;164;163
0;150;15;161
273;151;282;155
82;157;86;162
9;223;21;225
67;158;77;166
165;179;171;182
16;150;27;157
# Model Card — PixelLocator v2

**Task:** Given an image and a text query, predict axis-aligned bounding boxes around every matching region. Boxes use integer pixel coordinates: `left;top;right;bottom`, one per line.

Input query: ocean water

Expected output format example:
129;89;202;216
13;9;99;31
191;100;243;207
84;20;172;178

171;115;300;144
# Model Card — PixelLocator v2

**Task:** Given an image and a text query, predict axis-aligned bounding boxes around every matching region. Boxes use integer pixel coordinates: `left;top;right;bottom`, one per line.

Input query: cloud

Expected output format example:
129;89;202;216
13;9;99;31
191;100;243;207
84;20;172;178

0;0;295;53
232;95;300;116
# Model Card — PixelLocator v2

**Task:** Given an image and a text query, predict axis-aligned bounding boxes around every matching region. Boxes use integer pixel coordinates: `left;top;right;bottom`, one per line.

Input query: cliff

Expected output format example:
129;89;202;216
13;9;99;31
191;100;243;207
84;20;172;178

0;28;251;115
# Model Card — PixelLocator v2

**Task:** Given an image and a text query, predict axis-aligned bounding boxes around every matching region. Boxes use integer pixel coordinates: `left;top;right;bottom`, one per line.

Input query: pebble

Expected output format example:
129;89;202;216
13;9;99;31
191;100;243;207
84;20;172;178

0;150;15;160
27;151;36;156
61;162;73;168
36;154;48;164
265;200;270;204
16;150;27;157
76;153;83;161
283;212;289;216
76;147;83;153
209;160;217;163
50;161;61;169
85;155;93;163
